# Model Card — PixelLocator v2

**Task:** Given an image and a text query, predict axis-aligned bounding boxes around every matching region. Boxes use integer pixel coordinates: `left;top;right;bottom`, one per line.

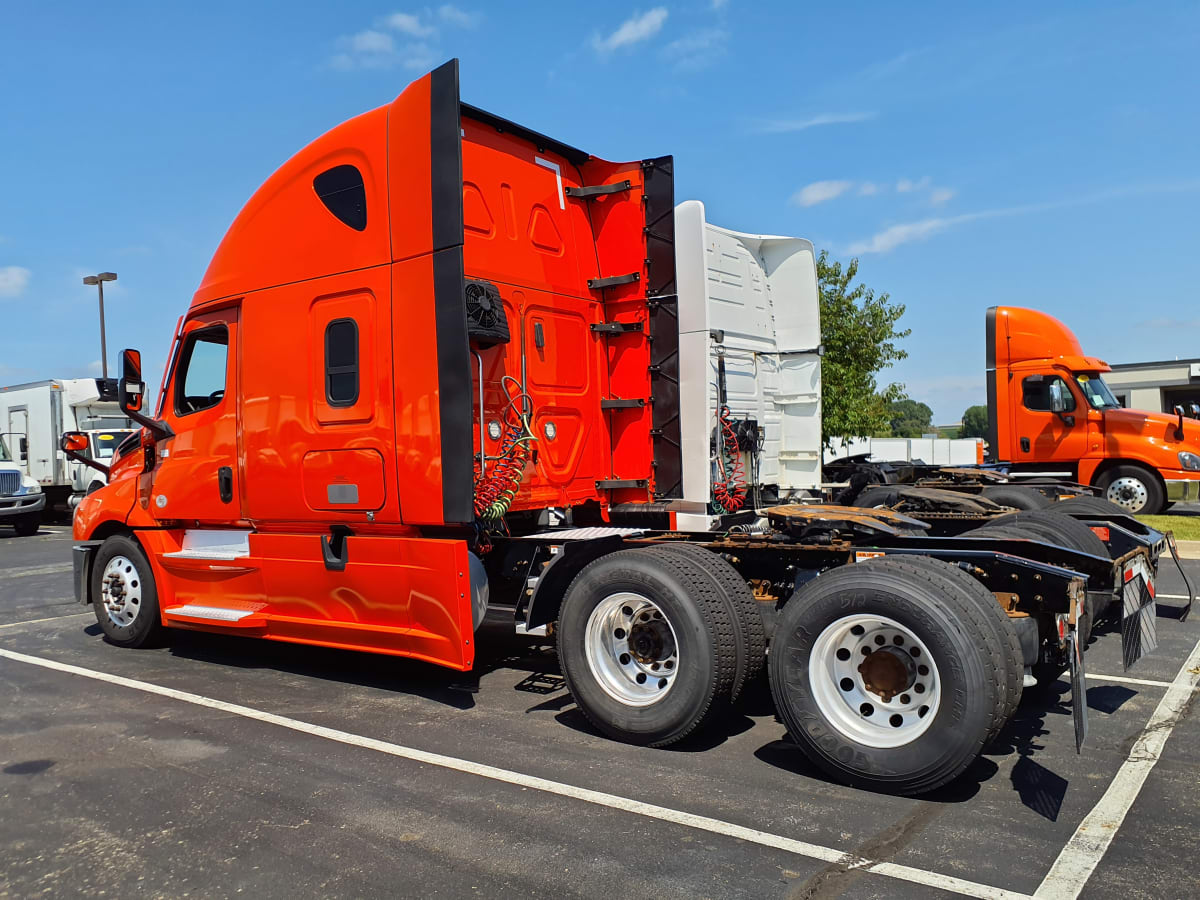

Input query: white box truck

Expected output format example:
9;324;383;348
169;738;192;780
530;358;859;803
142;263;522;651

0;378;135;520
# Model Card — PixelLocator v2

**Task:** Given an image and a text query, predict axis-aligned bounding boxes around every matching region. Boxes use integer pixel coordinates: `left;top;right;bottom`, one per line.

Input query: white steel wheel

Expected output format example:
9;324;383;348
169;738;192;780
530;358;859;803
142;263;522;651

100;555;144;628
809;613;941;749
584;592;679;706
1104;476;1148;512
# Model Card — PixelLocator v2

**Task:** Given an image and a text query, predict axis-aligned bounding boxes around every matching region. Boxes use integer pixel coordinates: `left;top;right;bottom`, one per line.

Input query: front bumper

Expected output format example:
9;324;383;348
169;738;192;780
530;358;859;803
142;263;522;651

1165;477;1200;502
0;492;46;519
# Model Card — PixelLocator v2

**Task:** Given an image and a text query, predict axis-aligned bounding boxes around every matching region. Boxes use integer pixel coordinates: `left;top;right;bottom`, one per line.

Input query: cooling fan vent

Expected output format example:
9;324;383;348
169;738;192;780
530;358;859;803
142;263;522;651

464;279;510;347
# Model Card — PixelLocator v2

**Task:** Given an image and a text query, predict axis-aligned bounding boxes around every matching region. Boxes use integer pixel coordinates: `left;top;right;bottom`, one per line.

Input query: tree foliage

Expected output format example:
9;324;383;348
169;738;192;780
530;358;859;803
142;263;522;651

818;251;910;447
961;404;989;438
887;399;933;438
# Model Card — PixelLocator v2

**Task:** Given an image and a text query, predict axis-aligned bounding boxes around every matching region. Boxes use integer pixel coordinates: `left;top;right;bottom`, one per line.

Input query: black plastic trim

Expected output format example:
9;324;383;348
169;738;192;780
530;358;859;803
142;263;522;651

985;306;1001;463
587;272;640;290
324;317;359;407
565;180;631;198
430;60;463;253
643;156;682;500
429;60;473;525
460;103;590;166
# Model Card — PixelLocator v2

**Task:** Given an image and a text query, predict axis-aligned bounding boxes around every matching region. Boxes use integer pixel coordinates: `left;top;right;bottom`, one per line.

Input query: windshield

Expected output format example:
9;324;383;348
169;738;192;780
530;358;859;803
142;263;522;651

0;436;9;462
1075;372;1121;410
89;430;135;460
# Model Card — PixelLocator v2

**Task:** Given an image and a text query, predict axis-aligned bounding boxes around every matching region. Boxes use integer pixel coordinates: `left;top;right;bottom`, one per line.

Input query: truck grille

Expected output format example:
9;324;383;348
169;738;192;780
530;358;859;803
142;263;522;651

0;471;19;496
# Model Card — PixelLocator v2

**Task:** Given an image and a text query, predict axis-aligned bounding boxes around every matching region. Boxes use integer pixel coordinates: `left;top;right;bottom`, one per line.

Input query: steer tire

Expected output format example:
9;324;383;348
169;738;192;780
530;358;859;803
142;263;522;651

556;548;738;747
90;534;164;649
651;542;766;701
769;557;999;795
876;556;1023;740
1097;465;1165;515
980;485;1051;510
13;514;40;537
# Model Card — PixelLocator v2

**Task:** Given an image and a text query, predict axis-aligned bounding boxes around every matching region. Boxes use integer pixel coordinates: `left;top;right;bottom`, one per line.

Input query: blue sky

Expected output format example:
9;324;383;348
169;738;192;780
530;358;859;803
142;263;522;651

1;1;1197;422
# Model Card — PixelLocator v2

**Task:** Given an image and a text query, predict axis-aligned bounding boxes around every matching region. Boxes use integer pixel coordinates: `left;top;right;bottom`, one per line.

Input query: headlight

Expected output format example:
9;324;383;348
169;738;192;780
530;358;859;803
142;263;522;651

1179;451;1200;470
18;477;42;495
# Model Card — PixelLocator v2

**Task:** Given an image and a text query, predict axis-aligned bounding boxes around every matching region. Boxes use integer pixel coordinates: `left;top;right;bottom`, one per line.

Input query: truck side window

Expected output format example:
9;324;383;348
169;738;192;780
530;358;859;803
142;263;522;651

1022;375;1076;413
325;318;359;407
313;165;366;231
174;326;229;416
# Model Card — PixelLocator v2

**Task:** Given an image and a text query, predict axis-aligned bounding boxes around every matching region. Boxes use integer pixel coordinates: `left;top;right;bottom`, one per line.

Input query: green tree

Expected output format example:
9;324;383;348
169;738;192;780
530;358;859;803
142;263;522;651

887;399;933;437
818;251;911;447
961;404;988;438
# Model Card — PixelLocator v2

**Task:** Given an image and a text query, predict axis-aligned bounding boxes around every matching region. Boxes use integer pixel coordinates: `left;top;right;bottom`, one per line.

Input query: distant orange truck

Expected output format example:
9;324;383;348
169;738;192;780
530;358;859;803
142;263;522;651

987;306;1200;513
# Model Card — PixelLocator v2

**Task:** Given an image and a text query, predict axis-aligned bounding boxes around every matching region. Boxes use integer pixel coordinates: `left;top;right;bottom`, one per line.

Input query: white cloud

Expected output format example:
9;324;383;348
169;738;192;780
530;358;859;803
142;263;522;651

593;8;668;53
846;178;1200;255
858;182;878;196
664;27;727;70
929;187;956;206
896;176;931;193
791;180;854;208
87;360;103;376
0;265;31;299
329;28;436;71
755;111;876;134
438;5;480;27
711;0;729;8
385;12;435;37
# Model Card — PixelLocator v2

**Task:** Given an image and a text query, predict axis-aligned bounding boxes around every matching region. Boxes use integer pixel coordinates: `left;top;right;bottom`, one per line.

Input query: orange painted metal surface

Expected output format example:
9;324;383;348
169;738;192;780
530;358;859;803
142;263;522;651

75;59;661;671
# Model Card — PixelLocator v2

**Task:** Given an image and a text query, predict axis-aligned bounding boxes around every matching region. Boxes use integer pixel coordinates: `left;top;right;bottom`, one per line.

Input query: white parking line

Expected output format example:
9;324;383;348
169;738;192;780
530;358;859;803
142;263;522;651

1035;633;1200;899
0;647;1030;900
1087;672;1195;691
0;612;91;630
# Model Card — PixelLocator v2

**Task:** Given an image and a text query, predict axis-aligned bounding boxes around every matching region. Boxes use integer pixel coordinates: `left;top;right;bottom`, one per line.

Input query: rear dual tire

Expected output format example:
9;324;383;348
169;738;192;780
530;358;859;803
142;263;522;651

768;556;1010;795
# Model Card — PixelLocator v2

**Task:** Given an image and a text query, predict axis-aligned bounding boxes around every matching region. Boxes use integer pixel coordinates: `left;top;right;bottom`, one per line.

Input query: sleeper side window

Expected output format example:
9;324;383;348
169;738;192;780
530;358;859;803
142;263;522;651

313;165;367;231
1022;375;1076;413
325;318;359;407
174;326;229;416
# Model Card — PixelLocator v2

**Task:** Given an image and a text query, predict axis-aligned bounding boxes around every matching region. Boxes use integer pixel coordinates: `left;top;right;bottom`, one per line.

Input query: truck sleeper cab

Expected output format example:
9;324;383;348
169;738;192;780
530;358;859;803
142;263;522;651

70;60;1163;796
987;306;1200;513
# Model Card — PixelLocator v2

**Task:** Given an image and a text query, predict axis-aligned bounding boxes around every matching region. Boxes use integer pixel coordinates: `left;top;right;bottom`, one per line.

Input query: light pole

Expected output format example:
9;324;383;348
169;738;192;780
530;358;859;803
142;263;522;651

83;272;118;379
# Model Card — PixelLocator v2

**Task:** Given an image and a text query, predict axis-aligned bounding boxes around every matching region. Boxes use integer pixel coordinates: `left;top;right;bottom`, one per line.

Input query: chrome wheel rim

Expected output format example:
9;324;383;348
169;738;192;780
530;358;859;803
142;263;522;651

809;613;941;748
584;592;678;706
100;555;143;627
1105;476;1148;513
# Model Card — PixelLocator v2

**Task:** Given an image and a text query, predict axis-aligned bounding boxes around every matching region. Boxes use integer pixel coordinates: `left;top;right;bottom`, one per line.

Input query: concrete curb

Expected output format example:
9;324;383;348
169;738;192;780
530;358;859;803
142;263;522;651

1173;540;1200;560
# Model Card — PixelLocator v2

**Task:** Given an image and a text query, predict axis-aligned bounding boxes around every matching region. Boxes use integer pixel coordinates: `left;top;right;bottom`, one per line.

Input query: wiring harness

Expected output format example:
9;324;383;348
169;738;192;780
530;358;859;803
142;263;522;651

712;405;747;513
473;375;537;523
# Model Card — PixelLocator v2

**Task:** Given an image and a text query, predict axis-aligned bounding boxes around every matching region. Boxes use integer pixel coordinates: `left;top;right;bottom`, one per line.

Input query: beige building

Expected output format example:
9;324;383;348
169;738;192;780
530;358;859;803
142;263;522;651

1105;358;1200;414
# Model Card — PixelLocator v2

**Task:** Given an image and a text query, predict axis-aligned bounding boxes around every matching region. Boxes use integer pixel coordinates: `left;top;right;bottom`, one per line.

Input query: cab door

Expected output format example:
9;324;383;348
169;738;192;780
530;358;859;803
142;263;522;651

150;308;242;523
1015;370;1089;464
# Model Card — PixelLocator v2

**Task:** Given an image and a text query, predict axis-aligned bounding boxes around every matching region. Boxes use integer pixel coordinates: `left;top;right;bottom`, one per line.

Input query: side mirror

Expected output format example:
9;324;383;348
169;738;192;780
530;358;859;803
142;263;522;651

1190;403;1200;419
1174;404;1185;417
1049;380;1067;413
59;430;108;476
118;348;145;414
18;437;27;461
61;432;89;454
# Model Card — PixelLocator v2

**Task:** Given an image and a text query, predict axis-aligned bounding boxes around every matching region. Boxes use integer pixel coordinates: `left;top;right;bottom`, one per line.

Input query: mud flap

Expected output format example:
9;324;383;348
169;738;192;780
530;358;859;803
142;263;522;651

1165;532;1195;622
1070;630;1088;753
1121;554;1158;670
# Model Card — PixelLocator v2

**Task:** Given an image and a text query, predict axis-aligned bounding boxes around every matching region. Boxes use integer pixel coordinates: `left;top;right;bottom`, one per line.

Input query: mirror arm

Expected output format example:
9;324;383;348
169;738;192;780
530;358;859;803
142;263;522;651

1176;411;1185;442
62;447;109;477
122;405;174;441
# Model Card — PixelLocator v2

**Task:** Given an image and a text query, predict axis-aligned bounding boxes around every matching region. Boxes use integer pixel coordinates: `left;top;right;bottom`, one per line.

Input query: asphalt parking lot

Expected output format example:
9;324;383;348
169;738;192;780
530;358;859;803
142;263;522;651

2;528;1198;899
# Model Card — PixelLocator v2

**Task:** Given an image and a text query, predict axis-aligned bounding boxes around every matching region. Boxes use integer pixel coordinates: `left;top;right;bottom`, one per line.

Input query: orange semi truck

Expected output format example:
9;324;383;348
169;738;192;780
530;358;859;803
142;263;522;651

987;306;1200;514
61;61;1163;795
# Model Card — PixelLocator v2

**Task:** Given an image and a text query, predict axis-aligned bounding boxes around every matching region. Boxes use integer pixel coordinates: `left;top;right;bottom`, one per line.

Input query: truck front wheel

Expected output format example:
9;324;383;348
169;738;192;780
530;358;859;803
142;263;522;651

1097;465;1164;515
769;557;999;795
91;535;164;648
13;514;39;537
557;547;738;747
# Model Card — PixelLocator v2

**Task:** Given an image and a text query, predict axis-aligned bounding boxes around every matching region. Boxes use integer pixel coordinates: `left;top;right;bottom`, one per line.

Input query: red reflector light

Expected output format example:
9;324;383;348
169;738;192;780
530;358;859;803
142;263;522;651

1090;526;1110;542
1124;567;1136;583
1148;581;1156;599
